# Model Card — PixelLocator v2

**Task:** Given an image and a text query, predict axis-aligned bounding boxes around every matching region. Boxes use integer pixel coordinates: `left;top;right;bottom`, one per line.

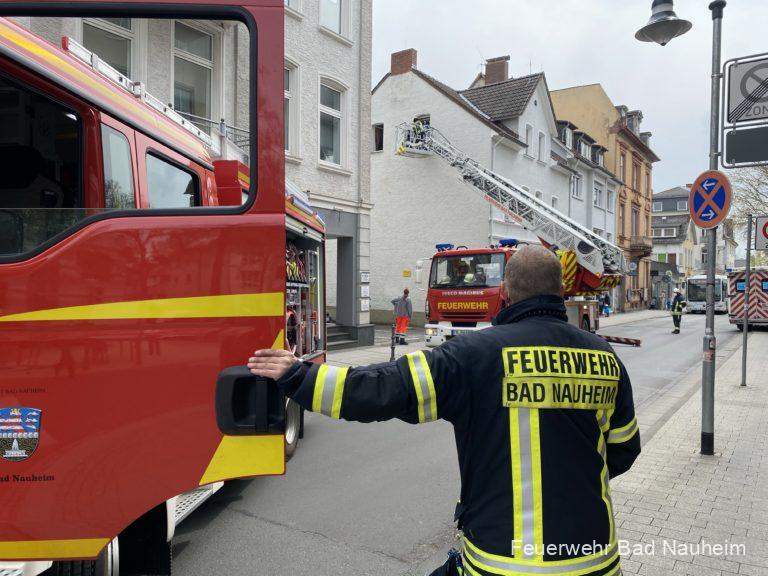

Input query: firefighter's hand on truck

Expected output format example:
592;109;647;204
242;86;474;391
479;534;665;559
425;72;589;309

247;349;299;380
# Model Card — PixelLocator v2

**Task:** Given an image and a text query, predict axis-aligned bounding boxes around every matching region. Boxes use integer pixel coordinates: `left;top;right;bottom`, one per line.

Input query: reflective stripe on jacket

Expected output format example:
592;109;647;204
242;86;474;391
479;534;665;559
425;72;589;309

671;294;686;316
277;295;640;576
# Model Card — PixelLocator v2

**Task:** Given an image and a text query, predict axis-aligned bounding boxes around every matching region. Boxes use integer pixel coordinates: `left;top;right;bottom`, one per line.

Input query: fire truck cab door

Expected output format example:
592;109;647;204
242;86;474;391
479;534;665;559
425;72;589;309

0;14;286;561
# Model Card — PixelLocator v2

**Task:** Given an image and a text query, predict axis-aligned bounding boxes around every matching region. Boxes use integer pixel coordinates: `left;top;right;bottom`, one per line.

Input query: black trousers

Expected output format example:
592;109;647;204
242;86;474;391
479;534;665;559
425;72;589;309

673;315;681;330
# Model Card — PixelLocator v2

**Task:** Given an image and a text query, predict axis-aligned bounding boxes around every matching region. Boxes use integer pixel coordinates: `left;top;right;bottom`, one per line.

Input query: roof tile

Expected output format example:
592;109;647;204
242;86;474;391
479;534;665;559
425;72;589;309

460;73;544;121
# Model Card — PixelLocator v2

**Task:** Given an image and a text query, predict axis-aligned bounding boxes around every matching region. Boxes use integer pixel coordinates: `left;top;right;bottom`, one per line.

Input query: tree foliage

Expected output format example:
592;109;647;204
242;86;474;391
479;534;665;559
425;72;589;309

731;166;768;225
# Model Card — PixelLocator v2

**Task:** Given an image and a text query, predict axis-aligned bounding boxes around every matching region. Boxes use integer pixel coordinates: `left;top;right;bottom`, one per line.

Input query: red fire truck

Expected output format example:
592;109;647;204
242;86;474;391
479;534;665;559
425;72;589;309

424;242;607;346
0;3;323;574
394;123;625;347
728;267;768;330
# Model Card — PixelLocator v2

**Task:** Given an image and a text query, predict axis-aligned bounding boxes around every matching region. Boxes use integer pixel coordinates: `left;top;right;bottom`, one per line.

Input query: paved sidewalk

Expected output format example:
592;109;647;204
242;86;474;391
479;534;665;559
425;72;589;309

612;331;768;575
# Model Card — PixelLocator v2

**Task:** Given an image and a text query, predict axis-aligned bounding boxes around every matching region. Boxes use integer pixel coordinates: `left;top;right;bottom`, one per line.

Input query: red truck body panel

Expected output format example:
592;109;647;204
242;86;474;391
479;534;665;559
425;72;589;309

0;1;291;561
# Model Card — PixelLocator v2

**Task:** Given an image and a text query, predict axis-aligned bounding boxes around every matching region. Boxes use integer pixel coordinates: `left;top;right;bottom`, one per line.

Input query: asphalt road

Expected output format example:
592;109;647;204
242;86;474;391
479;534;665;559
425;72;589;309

172;313;741;576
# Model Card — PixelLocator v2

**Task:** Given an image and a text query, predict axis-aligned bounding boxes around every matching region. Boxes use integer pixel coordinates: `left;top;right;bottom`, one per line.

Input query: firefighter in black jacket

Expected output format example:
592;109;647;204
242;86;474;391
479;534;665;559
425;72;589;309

249;246;641;576
671;287;687;334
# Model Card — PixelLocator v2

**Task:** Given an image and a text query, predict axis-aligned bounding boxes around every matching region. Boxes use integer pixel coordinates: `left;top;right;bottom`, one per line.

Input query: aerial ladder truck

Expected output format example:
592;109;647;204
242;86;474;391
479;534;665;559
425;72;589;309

395;122;640;347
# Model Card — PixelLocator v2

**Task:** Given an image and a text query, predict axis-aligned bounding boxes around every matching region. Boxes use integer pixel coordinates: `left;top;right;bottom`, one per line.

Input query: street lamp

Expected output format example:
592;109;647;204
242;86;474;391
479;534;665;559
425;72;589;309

636;1;726;456
635;0;692;46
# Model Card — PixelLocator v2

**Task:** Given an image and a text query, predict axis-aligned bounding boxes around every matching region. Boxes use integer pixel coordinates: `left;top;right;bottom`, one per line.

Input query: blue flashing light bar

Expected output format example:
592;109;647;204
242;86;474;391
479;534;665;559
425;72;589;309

436;243;455;252
498;239;519;248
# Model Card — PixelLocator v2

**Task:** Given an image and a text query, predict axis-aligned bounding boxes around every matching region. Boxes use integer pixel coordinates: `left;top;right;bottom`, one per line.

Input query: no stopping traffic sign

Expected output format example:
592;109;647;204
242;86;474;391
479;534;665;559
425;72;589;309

689;170;733;229
755;216;768;250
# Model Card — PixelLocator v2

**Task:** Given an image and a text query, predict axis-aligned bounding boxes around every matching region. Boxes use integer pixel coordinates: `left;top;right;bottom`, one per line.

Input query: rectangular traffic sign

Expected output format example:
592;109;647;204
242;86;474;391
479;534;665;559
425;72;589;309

755;216;768;250
728;57;768;124
725;126;768;166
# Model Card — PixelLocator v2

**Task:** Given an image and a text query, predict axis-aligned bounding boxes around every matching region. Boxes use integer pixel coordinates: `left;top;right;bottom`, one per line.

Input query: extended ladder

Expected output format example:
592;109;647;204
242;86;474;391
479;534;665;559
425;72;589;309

395;122;626;277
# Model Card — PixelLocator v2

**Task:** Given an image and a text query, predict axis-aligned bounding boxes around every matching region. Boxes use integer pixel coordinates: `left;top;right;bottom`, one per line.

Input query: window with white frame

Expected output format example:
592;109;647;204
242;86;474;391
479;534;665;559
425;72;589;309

593;184;604;208
579;140;591;158
607;232;613;243
284;67;291;151
564;128;573;149
607;188;615;212
320;0;343;35
551;195;559;210
535;190;543;200
284;62;300;155
677;200;688;211
319;81;344;165
653;227;677;238
82;18;134;77
525;124;533;156
571;175;582;199
173;22;216;126
652;201;662;212
537;131;545;161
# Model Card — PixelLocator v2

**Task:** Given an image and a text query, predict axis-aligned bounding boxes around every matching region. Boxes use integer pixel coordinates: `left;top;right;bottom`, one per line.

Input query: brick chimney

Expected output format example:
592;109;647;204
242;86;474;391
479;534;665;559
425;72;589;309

391;48;417;75
485;55;510;85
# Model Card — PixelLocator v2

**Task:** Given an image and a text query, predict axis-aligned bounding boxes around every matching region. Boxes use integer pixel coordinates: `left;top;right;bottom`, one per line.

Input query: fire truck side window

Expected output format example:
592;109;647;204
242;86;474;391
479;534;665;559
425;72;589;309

101;125;135;209
146;153;200;208
0;75;82;256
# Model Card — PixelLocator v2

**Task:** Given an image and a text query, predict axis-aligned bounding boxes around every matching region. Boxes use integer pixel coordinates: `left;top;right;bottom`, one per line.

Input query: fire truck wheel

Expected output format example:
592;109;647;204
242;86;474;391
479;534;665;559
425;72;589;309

51;538;119;576
285;398;302;460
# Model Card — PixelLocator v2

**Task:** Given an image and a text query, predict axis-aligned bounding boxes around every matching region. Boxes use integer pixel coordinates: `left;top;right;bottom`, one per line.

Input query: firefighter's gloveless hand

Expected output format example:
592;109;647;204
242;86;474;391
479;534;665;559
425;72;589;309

247;349;300;380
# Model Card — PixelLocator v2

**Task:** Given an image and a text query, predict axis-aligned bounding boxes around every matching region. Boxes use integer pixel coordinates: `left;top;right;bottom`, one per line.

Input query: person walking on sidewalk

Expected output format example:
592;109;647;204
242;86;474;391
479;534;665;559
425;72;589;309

671;287;686;334
391;288;412;345
248;246;641;576
603;292;612;317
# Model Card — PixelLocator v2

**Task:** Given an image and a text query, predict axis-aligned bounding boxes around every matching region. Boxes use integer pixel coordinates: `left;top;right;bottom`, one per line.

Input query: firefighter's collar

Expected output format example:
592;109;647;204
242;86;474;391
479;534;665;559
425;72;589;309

492;295;568;326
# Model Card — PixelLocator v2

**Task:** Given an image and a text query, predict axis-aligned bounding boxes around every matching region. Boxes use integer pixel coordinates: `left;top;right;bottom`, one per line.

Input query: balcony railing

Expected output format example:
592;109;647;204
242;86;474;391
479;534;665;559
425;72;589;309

176;111;250;163
630;235;653;255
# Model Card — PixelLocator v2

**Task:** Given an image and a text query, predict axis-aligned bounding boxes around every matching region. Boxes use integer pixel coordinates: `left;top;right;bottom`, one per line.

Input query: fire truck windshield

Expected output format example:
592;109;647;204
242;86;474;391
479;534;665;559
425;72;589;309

430;253;505;289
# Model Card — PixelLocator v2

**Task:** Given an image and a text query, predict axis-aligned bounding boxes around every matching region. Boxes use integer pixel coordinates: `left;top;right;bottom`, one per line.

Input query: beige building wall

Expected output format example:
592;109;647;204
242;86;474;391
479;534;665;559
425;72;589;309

552;84;658;312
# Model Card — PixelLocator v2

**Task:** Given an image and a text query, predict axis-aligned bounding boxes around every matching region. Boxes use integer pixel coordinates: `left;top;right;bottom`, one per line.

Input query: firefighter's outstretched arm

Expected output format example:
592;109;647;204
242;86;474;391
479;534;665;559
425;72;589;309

247;346;466;425
605;359;641;478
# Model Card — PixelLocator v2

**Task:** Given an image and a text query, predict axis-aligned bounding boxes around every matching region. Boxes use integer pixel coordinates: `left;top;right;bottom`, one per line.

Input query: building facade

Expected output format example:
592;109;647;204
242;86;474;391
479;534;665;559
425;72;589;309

651;214;698;277
552;85;660;312
652;186;738;274
370;51;617;325
17;2;375;346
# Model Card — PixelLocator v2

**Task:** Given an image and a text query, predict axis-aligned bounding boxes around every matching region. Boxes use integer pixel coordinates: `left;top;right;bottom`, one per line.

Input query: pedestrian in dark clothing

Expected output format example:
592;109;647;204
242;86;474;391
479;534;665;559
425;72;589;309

603;293;612;317
248;246;640;576
671;288;686;334
391;288;413;345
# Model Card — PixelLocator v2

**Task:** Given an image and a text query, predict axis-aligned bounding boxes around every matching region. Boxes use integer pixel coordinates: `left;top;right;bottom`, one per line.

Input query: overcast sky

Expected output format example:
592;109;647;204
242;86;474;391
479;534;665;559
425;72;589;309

372;0;768;195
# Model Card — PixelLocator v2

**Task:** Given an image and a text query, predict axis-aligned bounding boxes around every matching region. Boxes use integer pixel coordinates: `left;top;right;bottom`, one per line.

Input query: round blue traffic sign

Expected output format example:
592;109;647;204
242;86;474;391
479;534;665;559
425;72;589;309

689;170;733;229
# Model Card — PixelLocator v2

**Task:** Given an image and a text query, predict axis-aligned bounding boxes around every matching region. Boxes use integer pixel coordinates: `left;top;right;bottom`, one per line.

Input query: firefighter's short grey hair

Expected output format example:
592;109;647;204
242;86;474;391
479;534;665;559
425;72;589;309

504;245;563;303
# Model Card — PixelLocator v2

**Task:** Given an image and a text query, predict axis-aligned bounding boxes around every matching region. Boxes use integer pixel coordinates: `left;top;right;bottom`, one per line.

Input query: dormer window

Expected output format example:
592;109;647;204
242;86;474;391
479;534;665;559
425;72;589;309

592;146;604;167
565;128;573;149
579;140;590;158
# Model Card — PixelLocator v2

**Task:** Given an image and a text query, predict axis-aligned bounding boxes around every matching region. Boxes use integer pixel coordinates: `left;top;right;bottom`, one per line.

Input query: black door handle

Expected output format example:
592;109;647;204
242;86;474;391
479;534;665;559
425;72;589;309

215;366;286;435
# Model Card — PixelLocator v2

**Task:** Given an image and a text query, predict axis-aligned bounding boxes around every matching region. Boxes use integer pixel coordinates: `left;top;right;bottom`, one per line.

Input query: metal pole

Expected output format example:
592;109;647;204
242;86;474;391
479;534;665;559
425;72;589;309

701;0;725;456
741;215;752;386
390;323;396;362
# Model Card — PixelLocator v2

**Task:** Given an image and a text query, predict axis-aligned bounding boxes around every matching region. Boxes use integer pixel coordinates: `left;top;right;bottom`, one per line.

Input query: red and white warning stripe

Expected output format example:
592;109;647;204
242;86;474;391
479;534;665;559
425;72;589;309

599;334;642;347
